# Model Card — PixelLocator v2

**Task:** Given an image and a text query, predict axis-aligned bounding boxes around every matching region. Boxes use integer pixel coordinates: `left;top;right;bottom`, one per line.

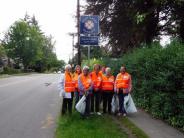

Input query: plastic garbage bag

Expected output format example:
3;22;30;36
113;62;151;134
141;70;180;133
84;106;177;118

111;94;119;113
124;94;137;113
75;95;86;114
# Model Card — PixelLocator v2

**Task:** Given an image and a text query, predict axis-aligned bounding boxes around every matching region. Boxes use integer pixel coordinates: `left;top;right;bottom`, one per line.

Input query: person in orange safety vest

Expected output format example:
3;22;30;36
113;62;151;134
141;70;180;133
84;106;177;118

102;67;114;114
115;65;132;116
90;64;102;115
73;65;81;105
78;66;92;117
59;64;75;115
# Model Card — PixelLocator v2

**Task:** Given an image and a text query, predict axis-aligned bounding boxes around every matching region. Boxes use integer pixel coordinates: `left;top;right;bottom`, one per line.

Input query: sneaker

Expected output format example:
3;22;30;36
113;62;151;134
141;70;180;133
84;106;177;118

97;112;102;116
90;112;95;115
123;113;127;117
117;113;122;116
103;111;107;114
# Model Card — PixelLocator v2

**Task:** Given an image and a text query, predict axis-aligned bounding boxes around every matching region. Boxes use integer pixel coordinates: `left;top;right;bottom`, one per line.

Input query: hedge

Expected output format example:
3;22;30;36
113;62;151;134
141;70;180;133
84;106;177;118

82;41;184;131
0;67;21;74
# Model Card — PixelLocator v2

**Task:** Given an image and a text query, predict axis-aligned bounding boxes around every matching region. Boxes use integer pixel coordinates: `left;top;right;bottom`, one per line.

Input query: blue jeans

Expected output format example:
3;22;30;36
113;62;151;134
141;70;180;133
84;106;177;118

118;93;128;114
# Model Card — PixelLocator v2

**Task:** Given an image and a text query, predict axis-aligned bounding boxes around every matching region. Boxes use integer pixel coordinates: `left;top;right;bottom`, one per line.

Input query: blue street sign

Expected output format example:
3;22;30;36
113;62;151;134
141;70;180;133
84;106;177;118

80;15;99;34
80;36;99;46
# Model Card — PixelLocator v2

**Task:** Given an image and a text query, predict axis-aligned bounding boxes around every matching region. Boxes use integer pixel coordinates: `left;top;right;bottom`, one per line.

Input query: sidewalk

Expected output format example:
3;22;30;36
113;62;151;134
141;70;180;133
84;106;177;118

128;109;184;138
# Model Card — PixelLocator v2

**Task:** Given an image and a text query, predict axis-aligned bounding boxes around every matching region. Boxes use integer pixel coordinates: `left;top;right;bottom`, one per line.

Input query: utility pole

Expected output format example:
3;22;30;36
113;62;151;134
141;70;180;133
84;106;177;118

77;0;81;65
68;33;77;65
72;34;74;64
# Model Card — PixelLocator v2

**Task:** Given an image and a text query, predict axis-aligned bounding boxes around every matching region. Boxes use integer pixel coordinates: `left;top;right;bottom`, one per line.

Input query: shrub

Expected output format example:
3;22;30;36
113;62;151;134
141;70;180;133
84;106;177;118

83;40;184;131
1;67;21;74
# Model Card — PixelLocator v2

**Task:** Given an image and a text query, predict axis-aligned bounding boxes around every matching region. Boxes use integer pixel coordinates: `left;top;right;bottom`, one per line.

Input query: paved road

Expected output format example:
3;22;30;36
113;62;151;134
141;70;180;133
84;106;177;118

0;74;62;138
128;109;184;138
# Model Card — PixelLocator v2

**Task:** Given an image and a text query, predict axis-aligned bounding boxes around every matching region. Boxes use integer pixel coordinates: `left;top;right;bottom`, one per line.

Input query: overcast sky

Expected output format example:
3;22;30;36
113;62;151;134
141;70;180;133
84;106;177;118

0;0;80;62
0;0;170;62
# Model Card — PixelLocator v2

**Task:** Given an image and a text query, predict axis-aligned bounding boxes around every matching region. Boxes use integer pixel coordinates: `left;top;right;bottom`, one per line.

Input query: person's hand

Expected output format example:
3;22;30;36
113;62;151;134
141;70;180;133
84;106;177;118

128;88;132;93
84;91;88;96
95;88;99;91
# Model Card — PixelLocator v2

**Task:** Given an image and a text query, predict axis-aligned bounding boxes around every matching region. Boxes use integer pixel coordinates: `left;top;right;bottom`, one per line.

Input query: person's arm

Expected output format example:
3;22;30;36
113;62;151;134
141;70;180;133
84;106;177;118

58;74;64;91
58;74;65;97
128;76;132;93
114;75;119;93
78;76;85;92
87;79;93;92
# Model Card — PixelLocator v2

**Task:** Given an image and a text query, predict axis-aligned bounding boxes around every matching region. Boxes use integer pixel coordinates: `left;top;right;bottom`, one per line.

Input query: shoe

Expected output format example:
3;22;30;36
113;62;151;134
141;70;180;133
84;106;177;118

103;111;107;114
117;113;122;116
123;113;127;117
108;112;112;115
90;112;95;115
97;112;102;116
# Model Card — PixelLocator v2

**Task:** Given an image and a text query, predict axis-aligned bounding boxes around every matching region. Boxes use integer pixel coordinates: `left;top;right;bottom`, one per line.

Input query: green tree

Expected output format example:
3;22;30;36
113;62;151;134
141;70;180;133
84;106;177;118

0;45;6;57
2;14;64;72
2;20;43;69
85;0;184;56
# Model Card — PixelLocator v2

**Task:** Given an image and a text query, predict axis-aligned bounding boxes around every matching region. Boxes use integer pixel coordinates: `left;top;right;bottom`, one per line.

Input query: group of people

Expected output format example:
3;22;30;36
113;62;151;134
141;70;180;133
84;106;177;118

58;64;132;117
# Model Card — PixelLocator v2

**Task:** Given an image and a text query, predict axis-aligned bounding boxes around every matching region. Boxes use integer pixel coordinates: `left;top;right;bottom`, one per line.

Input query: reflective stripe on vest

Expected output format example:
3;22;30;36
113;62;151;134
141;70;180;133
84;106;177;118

64;72;75;92
102;75;114;91
116;72;130;89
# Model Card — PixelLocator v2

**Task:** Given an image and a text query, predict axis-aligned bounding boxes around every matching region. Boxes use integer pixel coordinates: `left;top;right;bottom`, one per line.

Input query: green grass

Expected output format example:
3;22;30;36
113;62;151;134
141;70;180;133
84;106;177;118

55;112;128;138
121;117;149;138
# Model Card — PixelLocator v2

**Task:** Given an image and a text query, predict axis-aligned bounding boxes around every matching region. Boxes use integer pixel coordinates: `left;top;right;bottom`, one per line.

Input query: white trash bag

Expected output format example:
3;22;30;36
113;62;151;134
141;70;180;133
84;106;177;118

75;95;86;114
124;94;137;113
111;94;119;113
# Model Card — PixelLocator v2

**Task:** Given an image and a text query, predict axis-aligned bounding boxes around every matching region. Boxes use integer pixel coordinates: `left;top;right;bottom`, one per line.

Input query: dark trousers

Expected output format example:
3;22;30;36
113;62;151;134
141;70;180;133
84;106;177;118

80;94;90;116
118;92;128;114
74;90;79;106
61;93;74;115
91;90;100;112
103;92;113;113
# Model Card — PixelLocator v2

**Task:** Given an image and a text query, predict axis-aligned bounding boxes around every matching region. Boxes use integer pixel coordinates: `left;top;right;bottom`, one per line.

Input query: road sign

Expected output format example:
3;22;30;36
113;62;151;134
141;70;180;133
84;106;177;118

80;36;99;46
80;15;99;34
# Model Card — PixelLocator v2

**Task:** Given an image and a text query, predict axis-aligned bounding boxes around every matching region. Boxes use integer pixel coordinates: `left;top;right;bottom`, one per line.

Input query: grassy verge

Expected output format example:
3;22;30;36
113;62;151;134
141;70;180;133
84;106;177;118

55;112;128;138
120;117;149;138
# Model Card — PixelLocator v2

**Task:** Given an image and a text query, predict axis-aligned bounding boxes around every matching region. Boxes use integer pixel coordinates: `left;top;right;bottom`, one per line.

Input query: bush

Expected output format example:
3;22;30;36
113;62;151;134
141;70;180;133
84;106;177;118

1;67;21;74
122;41;184;131
83;40;184;131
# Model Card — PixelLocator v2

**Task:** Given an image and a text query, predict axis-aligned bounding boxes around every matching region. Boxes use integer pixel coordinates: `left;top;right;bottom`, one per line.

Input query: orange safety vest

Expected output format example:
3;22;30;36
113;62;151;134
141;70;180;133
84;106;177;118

102;75;114;91
73;72;80;88
64;71;75;92
90;71;102;89
79;73;92;90
116;72;130;89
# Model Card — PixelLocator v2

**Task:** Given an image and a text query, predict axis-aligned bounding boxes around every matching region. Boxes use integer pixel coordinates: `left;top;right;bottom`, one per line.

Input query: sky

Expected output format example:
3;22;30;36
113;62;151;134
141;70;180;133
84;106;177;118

0;0;170;62
0;0;79;62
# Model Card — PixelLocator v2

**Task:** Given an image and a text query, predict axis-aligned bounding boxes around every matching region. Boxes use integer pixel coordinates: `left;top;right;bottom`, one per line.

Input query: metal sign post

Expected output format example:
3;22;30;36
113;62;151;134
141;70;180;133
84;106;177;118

88;45;90;66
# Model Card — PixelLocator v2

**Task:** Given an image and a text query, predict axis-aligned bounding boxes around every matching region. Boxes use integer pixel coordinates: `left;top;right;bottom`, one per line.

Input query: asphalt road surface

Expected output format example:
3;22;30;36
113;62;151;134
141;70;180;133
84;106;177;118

0;74;62;138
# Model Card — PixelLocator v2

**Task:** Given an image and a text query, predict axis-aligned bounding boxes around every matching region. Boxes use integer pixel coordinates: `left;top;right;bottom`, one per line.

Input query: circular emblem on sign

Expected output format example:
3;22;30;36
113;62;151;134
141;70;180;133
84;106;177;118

84;19;94;30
